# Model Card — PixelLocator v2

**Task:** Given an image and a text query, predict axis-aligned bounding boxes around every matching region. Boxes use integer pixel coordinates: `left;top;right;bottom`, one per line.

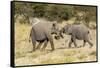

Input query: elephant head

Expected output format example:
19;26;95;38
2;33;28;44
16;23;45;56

51;21;59;34
51;22;64;40
49;22;61;40
53;24;72;40
61;24;72;35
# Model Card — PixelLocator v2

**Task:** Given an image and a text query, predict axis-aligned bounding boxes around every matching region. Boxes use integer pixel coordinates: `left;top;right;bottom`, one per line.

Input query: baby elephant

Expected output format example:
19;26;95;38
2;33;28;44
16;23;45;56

61;24;93;48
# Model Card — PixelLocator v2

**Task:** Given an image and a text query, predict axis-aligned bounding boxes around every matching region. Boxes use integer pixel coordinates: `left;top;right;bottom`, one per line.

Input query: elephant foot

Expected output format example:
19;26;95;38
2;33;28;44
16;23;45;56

41;48;45;51
76;46;82;48
68;46;72;48
36;47;40;50
83;45;85;47
28;51;33;53
68;44;72;48
78;46;83;48
74;45;78;48
32;49;36;52
51;49;55;51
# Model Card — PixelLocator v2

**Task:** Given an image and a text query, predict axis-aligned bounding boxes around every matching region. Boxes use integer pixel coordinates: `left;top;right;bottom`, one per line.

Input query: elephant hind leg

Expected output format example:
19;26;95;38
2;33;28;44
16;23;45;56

32;41;36;51
41;40;48;51
31;37;36;51
86;40;93;48
36;42;43;50
84;35;93;48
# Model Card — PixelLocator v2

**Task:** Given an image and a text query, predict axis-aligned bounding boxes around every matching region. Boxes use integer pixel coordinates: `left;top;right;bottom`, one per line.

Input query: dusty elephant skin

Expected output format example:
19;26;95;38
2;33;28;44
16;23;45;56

60;24;93;48
29;21;59;52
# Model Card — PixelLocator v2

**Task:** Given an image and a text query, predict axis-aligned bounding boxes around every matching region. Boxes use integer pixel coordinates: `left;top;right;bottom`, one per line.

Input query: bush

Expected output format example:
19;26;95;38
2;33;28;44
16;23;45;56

14;2;96;24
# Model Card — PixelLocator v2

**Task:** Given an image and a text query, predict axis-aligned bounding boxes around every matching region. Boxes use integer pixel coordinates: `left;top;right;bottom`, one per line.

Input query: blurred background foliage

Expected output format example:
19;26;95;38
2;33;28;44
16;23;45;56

13;1;97;27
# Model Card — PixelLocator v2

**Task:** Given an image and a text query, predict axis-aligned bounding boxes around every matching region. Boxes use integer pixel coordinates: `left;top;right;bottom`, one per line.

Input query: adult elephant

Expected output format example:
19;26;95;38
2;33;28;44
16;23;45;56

59;24;93;48
29;19;60;52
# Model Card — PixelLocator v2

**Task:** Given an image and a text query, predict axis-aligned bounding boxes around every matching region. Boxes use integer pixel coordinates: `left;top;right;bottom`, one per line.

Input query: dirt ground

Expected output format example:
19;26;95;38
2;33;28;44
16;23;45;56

14;20;97;66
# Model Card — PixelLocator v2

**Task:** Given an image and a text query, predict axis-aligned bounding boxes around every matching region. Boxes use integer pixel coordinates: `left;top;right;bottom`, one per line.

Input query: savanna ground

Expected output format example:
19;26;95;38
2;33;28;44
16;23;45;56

15;18;97;66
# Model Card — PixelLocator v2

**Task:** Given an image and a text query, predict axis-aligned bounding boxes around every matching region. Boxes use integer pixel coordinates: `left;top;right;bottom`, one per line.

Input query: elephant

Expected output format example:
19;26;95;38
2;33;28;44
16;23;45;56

59;24;93;48
29;20;60;52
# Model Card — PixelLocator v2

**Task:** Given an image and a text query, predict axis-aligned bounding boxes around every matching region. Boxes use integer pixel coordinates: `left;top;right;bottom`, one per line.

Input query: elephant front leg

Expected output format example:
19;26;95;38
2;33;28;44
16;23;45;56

87;40;93;48
50;40;55;51
73;39;77;48
31;38;36;51
68;39;73;48
46;33;55;51
72;35;78;48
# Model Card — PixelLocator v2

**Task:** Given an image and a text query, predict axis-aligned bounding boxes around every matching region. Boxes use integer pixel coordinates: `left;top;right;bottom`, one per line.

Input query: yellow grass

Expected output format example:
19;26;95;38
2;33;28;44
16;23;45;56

15;20;97;66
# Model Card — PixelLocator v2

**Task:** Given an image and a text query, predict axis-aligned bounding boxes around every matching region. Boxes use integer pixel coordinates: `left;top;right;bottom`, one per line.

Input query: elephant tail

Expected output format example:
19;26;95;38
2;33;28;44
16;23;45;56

29;33;31;42
29;27;35;42
29;30;32;42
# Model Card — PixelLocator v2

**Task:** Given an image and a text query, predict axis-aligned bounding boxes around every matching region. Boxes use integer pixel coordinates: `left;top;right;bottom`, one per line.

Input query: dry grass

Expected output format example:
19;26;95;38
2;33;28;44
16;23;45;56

15;20;97;66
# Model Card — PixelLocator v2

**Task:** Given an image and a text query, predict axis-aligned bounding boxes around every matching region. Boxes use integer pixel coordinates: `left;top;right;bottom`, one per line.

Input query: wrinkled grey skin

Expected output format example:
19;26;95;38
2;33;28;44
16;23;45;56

60;24;93;48
29;21;59;51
